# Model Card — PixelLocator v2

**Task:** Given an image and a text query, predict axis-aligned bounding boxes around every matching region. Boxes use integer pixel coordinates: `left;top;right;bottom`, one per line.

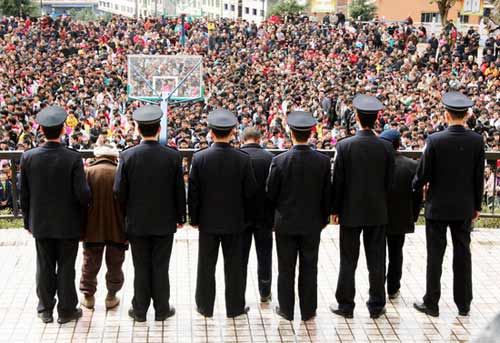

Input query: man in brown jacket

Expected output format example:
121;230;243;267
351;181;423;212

80;144;127;310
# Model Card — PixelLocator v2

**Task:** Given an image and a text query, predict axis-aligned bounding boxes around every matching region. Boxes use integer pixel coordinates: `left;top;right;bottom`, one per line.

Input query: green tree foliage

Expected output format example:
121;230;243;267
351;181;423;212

494;0;500;23
68;8;100;22
268;0;305;17
0;0;39;17
348;0;377;21
429;0;459;26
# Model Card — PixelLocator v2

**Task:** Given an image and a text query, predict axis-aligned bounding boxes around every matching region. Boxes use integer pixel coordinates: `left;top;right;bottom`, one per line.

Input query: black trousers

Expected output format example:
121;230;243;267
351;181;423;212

195;232;245;317
242;224;273;298
275;232;321;320
386;234;406;296
35;239;79;316
129;235;174;317
335;226;386;313
423;219;472;312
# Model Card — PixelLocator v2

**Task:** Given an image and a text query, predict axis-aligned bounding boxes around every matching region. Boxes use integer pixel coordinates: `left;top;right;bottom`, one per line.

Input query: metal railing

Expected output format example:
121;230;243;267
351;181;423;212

2;149;500;220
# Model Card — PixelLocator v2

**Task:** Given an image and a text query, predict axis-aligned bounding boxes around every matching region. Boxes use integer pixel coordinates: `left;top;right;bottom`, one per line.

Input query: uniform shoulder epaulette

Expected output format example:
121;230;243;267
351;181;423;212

237;148;250;156
121;145;133;152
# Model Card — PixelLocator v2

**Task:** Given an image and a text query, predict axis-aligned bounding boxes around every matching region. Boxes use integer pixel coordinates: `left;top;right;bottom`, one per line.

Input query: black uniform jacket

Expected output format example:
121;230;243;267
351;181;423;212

240;143;274;228
266;145;331;234
20;142;90;239
188;142;257;234
332;130;395;227
413;125;485;221
113;140;186;237
387;153;423;234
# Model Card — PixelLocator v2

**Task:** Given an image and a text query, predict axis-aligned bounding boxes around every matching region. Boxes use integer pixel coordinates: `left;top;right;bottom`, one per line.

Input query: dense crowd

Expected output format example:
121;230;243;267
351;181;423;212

1;13;500;208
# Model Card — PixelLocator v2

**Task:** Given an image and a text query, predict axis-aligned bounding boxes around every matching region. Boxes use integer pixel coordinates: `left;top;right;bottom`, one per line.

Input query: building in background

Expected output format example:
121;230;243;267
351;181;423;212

41;0;98;15
97;0;273;21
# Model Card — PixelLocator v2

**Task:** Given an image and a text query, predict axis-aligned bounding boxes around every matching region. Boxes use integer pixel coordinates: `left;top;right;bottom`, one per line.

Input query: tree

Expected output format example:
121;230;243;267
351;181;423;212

268;0;305;17
348;0;377;22
494;0;500;23
0;0;39;17
429;0;459;26
68;8;99;22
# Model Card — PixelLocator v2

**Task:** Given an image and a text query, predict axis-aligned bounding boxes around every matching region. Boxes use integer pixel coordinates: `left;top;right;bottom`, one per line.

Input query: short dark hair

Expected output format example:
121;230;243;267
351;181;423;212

42;124;64;140
448;109;468;120
241;127;261;142
357;113;377;129
138;122;160;137
291;129;311;143
391;139;400;150
211;128;232;139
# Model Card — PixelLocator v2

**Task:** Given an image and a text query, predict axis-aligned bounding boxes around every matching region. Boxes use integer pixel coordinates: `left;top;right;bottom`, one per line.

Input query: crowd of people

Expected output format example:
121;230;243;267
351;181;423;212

1;13;499;152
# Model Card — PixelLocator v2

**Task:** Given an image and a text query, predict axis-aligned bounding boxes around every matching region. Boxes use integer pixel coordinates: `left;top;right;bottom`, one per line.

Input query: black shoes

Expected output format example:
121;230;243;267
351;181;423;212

388;291;400;300
458;309;470;316
196;307;213;318
128;308;147;322
329;304;353;319
302;312;316;321
275;306;293;321
260;293;272;303
227;306;250;318
413;302;439;317
57;308;82;324
370;307;386;319
155;306;176;321
38;311;53;324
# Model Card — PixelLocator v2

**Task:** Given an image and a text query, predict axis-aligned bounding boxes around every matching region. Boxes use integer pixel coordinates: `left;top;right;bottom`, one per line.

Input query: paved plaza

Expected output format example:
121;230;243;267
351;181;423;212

0;226;498;343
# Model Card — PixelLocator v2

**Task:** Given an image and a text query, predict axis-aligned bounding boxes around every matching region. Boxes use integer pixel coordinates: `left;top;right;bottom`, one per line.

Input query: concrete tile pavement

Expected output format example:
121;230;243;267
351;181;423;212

0;226;498;342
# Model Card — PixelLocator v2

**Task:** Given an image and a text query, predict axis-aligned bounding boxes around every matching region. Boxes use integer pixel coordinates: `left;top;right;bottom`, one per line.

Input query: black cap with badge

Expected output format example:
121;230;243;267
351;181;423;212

133;105;163;124
37;106;67;127
208;109;238;131
287;111;316;131
352;94;384;115
441;92;473;113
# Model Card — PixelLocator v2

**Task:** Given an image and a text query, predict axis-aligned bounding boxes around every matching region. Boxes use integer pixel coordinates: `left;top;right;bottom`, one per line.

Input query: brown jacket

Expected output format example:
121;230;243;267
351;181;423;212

83;157;125;243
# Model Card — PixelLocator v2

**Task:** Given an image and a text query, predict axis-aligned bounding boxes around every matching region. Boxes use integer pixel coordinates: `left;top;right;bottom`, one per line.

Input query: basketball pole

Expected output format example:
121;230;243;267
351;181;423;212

158;59;203;145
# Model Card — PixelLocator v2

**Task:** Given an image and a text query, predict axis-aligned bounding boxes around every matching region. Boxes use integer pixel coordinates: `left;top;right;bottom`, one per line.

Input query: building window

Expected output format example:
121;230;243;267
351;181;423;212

260;10;264;16
224;3;228;10
230;4;235;11
420;12;441;23
459;15;469;23
252;8;257;15
245;7;249;14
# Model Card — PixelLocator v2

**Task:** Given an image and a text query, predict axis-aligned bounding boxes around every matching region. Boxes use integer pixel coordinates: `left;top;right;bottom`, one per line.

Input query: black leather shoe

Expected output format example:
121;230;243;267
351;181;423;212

196;307;213;318
388;291;400;300
302;312;316;321
260;293;272;303
155;306;176;321
370;307;386;319
458;309;470;316
227;306;250;318
57;308;82;324
329;304;353;319
275;306;293;321
128;308;146;322
38;311;53;324
413;302;439;317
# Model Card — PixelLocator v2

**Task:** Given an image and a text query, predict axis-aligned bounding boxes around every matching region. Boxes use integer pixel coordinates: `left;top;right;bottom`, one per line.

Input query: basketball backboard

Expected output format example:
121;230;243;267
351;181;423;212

127;55;203;102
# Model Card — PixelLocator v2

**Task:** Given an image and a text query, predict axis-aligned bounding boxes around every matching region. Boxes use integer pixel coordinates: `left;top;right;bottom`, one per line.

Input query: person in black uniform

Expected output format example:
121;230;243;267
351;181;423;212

331;95;394;319
19;106;90;324
379;130;423;299
114;105;186;322
188;109;257;318
240;127;274;303
413;92;484;317
266;111;331;321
